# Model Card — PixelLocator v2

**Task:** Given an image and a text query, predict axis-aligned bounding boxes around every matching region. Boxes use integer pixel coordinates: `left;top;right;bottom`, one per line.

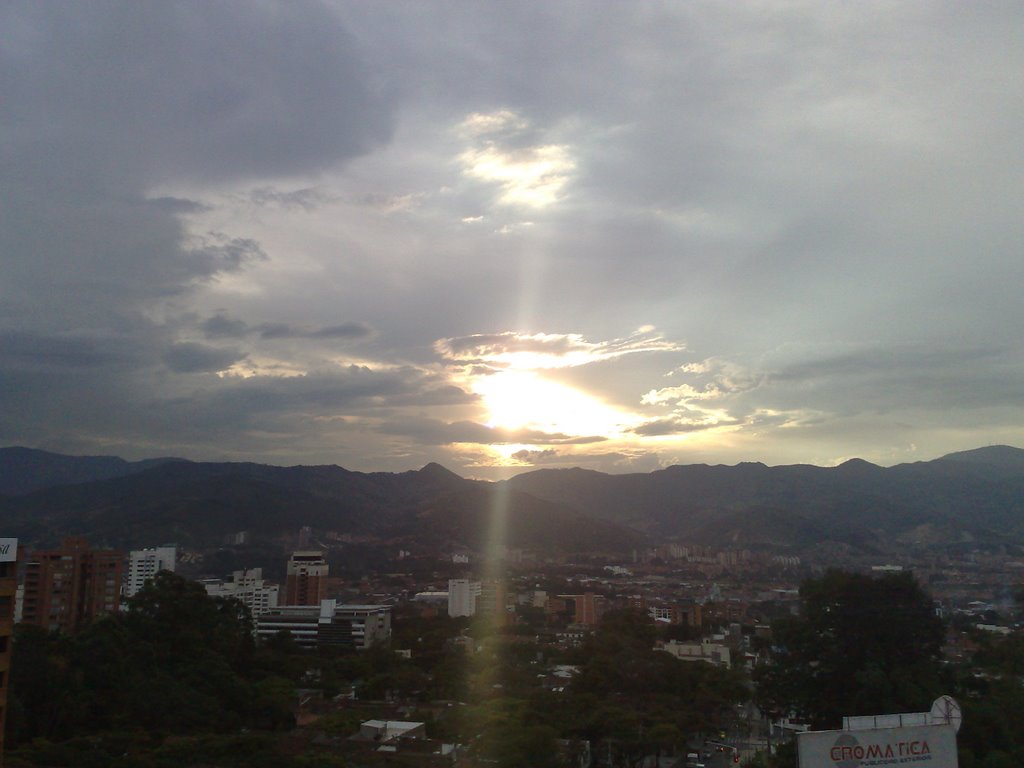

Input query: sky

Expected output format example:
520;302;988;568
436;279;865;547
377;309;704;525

2;2;1023;479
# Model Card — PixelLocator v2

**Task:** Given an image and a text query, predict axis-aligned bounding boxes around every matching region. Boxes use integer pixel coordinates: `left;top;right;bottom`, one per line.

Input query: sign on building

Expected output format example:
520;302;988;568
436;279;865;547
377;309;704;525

798;723;958;768
0;538;17;562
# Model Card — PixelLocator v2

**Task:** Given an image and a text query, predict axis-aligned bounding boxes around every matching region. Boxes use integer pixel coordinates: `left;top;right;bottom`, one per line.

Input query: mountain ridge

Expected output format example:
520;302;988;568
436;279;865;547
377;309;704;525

2;445;1021;556
0;452;641;555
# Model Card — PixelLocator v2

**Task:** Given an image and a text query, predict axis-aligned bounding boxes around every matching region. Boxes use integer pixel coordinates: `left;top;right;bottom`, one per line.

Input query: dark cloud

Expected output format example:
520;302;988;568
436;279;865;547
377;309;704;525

201;314;251;339
387;386;478;408
0;0;396;460
163;343;246;374
511;448;559;463
755;344;1024;416
635;343;1024;449
260;322;374;340
246;187;337;211
146;197;210;215
185;235;268;276
1;2;391;187
632;420;711;437
0;331;137;371
199;314;373;342
377;417;607;447
310;323;374;339
185;365;455;422
257;324;302;340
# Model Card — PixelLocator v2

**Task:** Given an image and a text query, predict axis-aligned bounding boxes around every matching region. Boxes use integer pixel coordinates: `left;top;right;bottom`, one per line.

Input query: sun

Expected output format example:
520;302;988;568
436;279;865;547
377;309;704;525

473;370;632;436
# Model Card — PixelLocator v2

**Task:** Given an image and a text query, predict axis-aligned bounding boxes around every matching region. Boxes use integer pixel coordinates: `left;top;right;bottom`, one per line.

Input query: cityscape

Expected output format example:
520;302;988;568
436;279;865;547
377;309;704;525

2;445;1023;765
3;1;1024;767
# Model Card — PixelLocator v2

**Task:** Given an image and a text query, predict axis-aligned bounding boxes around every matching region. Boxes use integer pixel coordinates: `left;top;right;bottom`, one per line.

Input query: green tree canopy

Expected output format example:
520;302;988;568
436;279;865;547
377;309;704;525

9;571;276;749
755;569;944;729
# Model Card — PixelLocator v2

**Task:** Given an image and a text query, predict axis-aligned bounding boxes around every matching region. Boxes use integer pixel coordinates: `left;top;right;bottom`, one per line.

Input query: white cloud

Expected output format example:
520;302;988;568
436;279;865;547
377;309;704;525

436;329;684;371
457;109;576;208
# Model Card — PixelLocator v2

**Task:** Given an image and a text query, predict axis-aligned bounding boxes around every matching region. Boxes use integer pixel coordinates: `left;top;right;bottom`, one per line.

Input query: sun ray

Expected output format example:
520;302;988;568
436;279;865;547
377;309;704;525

473;370;636;436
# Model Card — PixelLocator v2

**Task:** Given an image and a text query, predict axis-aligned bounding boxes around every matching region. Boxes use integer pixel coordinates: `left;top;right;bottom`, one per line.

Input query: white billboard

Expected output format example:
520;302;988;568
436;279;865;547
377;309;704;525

798;723;957;768
0;538;17;562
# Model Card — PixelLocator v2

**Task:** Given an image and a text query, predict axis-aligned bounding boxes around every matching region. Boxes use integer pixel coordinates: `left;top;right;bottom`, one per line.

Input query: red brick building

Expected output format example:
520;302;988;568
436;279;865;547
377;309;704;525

20;536;124;633
0;538;20;768
284;551;328;606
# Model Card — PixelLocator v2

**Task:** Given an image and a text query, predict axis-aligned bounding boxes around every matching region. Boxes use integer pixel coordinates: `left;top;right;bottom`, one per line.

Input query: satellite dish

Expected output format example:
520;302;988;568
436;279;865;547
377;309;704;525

930;695;962;733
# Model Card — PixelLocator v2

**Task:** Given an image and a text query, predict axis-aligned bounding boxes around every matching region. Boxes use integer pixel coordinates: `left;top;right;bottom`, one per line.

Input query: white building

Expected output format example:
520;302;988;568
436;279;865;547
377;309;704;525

201;568;279;617
658;638;732;668
448;578;481;617
255;600;391;649
359;720;426;741
124;545;176;598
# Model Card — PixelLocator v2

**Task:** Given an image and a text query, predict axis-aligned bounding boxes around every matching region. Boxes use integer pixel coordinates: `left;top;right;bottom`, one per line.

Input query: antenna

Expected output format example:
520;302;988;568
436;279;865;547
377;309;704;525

929;695;962;733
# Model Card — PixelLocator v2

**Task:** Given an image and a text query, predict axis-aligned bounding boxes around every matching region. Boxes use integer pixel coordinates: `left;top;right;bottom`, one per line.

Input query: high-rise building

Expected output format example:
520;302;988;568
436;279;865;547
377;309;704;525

284;551;328;605
573;592;605;626
201;568;279;617
557;592;606;627
124;544;177;598
0;537;20;768
447;578;481;617
477;580;510;626
21;536;123;633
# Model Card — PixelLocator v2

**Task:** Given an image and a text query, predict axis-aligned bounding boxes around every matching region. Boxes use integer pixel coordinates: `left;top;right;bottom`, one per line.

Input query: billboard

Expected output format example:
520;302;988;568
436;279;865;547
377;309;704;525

798;723;957;768
0;538;17;562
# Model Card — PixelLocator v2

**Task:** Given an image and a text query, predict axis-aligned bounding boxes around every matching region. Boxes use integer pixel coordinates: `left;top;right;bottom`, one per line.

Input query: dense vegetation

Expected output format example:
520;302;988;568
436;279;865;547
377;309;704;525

754;570;1024;768
754;570;945;730
8;573;299;765
7;575;745;767
459;608;748;767
10;568;1024;766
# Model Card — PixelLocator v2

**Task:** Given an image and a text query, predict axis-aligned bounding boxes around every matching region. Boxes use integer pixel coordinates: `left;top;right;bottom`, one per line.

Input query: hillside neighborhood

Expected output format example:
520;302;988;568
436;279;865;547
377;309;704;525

2;447;1023;765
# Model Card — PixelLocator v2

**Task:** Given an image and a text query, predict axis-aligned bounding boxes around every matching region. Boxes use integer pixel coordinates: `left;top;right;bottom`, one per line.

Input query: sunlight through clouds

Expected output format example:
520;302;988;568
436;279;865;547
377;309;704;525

436;329;684;370
6;2;1023;472
217;357;308;379
434;329;678;459
473;370;636;436
457;110;576;208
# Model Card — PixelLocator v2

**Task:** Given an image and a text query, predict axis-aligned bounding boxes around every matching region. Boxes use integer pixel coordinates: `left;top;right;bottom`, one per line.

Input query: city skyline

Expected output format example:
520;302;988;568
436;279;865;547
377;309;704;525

3;2;1023;479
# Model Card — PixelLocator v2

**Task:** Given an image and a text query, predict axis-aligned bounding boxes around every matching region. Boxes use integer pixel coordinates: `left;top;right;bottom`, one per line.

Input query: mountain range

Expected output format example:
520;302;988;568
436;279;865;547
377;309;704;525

0;448;640;555
2;445;1023;557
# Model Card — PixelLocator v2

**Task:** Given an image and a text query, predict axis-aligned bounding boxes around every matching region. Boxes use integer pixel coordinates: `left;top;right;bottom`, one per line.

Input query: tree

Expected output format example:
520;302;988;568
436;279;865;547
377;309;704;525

8;571;274;751
124;570;254;663
754;570;944;729
953;631;1024;765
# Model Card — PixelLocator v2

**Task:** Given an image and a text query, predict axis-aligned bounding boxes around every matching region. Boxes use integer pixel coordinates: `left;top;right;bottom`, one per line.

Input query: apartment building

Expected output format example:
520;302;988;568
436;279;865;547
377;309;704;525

0;538;19;767
284;551;328;606
21;536;123;633
201;568;279;617
124;544;177;598
447;578;482;617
